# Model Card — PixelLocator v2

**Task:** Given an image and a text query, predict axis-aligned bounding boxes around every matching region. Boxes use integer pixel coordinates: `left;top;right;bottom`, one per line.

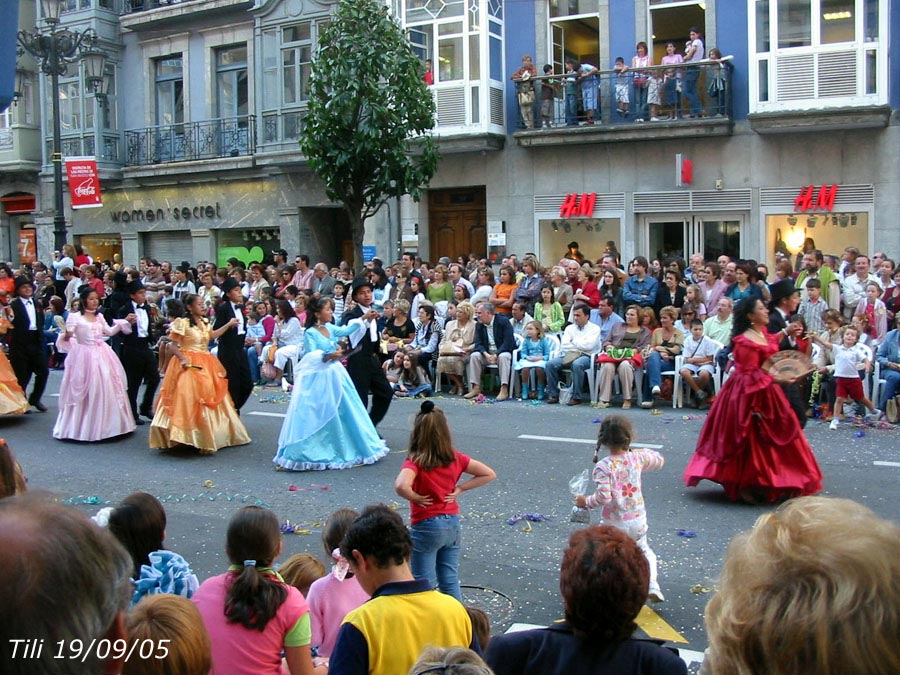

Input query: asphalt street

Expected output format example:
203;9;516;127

6;370;899;658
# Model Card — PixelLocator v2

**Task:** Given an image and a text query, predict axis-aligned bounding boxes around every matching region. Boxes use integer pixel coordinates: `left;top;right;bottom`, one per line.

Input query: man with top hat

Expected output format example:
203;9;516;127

342;277;393;427
214;276;253;412
118;280;161;425
8;276;50;412
768;278;807;428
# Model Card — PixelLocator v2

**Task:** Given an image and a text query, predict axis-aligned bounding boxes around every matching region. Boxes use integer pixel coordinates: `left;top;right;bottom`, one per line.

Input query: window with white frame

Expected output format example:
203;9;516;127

749;0;886;112
155;56;184;126
260;19;328;143
399;0;505;129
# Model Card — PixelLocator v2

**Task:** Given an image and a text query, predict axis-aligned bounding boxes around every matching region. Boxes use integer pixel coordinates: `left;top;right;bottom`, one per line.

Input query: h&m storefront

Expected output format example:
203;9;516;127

531;184;874;268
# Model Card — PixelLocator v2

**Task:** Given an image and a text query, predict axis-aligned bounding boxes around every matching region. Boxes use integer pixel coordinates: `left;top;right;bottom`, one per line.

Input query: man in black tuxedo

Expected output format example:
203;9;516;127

768;279;807;428
342;278;392;427
466;302;517;400
214;277;253;411
8;276;49;412
118;280;160;425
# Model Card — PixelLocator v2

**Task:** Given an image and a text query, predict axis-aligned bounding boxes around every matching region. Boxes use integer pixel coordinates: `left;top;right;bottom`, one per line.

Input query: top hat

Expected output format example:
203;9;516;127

769;279;800;307
127;280;146;295
14;276;34;293
176;261;192;273
221;277;241;295
350;277;374;299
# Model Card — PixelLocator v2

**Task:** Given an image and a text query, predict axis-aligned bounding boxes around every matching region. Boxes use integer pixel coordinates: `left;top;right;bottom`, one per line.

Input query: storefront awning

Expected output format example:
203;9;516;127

0;194;36;214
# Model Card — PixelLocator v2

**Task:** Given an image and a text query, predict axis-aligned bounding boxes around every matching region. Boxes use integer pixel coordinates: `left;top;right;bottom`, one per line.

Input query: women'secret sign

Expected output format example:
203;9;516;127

65;156;103;209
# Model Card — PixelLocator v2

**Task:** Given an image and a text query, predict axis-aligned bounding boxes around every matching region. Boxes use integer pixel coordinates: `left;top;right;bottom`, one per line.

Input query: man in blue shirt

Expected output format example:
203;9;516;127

622;256;659;308
594;296;624;344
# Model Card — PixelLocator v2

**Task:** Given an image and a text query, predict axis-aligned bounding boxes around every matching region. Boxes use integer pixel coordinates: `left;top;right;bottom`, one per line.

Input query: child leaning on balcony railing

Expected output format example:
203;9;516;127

706;48;732;118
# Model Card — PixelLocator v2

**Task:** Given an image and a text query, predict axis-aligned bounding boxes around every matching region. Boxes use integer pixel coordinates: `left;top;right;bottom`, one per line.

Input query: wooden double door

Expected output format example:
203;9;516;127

428;187;486;261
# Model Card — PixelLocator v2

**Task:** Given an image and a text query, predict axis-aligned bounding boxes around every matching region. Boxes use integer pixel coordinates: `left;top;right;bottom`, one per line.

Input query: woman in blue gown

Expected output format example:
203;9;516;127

274;297;390;470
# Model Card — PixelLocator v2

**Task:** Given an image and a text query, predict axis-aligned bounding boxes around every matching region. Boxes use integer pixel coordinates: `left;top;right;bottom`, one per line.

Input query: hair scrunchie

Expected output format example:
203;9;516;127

420;400;435;415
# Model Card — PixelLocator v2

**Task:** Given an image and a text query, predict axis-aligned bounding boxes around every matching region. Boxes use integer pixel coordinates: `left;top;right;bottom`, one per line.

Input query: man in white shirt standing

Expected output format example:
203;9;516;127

545;304;601;406
841;255;881;321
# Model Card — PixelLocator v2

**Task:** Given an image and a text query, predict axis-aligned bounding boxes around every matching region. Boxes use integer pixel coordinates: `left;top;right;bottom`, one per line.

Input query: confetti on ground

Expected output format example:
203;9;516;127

62;495;108;506
676;529;697;538
506;513;552;526
258;394;290;405
287;484;330;493
281;519;322;535
202;480;215;488
650;409;662;415
854;430;866;438
592;417;603;423
690;583;713;594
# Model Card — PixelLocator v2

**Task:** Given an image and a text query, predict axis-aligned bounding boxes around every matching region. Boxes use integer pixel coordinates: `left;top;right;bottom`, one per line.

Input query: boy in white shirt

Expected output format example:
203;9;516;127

679;319;720;407
812;326;881;428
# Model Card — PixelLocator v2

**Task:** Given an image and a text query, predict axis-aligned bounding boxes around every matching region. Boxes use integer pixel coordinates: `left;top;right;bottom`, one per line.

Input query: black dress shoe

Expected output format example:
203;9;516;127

31;402;48;413
139;408;153;419
134;417;146;426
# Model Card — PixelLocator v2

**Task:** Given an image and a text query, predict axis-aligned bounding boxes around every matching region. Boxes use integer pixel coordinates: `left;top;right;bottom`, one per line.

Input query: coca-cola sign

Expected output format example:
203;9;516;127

65;157;103;209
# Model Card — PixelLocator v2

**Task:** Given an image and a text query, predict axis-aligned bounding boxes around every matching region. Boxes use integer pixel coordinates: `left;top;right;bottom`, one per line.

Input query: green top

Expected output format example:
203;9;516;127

426;281;454;303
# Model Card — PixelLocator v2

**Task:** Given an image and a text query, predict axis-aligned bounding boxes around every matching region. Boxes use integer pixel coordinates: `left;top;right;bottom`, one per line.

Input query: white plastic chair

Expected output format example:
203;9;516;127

673;339;724;408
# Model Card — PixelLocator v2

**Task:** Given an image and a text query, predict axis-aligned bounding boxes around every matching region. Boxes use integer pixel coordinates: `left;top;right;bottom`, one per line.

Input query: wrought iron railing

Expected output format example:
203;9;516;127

124;115;256;166
45;133;122;162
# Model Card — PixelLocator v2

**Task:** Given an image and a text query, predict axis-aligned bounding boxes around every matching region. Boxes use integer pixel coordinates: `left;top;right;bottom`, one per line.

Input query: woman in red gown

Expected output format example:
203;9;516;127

683;298;823;503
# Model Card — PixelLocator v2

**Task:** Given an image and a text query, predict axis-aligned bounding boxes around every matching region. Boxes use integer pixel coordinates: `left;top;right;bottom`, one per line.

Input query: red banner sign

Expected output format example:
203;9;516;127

559;192;597;218
65;156;103;209
794;184;838;212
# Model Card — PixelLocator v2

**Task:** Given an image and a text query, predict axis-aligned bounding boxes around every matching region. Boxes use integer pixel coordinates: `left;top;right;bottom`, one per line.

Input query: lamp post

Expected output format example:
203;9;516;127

17;0;107;253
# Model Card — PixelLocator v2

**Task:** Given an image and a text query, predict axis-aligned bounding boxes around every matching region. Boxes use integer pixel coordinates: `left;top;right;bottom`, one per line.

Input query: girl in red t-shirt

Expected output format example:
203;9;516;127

394;401;496;601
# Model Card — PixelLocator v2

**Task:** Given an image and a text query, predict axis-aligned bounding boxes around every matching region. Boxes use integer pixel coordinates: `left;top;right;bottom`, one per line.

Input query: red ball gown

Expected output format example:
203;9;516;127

683;333;823;502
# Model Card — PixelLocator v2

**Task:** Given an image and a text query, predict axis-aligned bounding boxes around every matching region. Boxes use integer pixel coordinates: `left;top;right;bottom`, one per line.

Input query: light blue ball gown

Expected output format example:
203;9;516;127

274;321;390;470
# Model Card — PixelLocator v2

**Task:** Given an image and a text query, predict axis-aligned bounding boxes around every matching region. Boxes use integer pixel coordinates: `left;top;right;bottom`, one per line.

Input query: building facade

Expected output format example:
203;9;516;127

6;0;900;270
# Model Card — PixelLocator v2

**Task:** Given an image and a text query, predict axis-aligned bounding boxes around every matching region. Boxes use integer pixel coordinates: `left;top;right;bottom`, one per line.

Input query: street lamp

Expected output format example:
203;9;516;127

17;0;107;253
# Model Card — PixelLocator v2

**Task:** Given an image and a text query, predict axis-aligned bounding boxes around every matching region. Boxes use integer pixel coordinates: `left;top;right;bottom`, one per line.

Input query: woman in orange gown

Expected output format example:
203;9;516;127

683;298;823;503
0;314;28;416
149;294;251;454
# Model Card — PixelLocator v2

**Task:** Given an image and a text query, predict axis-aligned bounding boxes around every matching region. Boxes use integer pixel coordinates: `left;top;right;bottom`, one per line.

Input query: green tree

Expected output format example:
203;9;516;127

300;0;438;268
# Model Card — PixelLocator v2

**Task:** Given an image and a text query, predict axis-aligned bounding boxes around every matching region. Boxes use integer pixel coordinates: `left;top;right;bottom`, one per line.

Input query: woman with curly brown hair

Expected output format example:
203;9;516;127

484;526;686;674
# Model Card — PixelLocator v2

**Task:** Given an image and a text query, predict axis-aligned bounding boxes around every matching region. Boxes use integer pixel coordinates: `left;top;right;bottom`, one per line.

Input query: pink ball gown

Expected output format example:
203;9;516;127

53;312;136;441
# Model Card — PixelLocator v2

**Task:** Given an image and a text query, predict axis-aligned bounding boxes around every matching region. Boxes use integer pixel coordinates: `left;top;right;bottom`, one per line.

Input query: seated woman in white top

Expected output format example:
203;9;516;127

266;299;305;381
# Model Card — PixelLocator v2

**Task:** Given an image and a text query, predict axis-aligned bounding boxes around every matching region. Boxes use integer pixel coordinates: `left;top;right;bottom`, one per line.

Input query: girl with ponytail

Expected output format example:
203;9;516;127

192;506;327;674
394;401;496;601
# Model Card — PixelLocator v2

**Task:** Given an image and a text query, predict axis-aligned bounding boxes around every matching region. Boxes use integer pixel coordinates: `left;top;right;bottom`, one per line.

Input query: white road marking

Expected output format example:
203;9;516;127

518;434;662;449
248;411;286;418
874;461;900;468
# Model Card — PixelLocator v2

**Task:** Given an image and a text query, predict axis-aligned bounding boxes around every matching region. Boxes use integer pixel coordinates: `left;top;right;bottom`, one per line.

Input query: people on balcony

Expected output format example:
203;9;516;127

631;43;652;122
511;55;538;130
682;27;705;118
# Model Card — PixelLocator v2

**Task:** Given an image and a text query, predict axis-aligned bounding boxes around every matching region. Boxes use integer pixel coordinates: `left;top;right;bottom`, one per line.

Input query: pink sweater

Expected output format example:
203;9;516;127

305;572;370;658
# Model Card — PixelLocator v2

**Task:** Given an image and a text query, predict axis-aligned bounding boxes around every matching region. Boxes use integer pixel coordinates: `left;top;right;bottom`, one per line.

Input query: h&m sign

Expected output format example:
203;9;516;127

559;193;597;218
794;185;838;212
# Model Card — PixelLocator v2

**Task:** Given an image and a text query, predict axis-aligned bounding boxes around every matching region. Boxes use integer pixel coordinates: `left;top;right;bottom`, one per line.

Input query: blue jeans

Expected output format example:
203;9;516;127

683;69;701;116
565;92;578;125
633;83;648;119
644;351;675;392
246;345;261;383
879;369;900;410
410;514;461;601
546;354;591;401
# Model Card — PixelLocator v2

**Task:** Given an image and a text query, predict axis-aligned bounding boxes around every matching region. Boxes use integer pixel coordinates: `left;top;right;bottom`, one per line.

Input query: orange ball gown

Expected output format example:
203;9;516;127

149;318;251;454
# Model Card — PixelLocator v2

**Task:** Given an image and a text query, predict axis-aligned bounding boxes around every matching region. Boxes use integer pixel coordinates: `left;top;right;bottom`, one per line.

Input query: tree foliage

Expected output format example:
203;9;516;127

300;0;438;267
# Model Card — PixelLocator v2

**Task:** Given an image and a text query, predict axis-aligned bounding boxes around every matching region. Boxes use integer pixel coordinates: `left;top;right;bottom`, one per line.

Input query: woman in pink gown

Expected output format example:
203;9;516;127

683;298;822;503
53;287;136;441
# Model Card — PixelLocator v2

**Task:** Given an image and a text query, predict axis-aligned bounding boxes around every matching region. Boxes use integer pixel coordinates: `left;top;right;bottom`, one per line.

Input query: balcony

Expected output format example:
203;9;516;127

120;0;253;30
124;115;255;166
512;59;734;148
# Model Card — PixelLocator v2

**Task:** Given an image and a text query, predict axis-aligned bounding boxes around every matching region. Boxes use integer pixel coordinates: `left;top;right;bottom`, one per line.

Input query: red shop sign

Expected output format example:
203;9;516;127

560;192;597;218
65;156;103;209
794;184;837;212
